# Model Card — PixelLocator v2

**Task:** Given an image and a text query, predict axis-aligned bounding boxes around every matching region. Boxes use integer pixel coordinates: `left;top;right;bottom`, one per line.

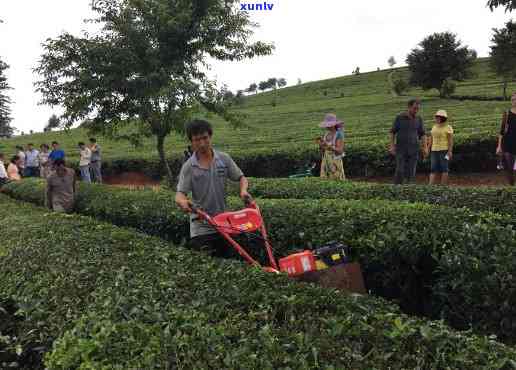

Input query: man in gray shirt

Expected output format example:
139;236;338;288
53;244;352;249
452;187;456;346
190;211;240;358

175;119;251;258
390;98;428;185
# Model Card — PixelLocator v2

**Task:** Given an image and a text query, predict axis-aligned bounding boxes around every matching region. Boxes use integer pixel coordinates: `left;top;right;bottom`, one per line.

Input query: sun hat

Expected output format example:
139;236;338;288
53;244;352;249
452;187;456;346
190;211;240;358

435;109;448;118
319;113;343;128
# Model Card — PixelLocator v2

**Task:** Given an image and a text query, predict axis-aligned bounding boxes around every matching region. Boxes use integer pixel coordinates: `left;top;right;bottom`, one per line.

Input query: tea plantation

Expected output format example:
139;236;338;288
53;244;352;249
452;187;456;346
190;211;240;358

3;59;516;368
0;58;513;178
2;184;516;369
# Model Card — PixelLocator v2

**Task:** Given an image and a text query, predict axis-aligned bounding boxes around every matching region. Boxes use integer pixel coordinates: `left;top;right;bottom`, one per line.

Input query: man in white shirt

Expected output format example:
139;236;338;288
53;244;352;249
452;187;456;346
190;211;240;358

0;153;8;186
24;143;40;177
78;142;92;183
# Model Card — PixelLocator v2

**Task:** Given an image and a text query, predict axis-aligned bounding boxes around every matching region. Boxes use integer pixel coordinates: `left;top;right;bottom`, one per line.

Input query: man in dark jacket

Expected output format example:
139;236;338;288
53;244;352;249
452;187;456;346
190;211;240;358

389;98;428;185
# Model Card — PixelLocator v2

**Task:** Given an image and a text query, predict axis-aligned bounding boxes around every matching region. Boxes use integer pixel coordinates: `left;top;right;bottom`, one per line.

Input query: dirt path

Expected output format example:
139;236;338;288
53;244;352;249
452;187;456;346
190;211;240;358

103;172;161;190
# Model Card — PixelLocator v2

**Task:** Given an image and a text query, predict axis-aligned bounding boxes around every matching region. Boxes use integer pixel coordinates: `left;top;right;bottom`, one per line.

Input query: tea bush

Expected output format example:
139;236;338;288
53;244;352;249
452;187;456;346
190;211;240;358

1;195;516;369
231;177;516;220
4;179;516;342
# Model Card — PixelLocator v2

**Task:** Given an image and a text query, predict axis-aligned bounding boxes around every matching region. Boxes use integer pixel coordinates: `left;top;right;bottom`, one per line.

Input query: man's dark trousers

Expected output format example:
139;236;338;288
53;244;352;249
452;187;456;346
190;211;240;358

394;150;418;185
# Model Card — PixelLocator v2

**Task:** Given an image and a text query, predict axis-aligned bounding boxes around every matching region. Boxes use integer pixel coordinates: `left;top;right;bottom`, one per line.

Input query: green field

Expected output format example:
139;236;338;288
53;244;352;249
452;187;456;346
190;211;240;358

0;58;512;174
5;58;516;368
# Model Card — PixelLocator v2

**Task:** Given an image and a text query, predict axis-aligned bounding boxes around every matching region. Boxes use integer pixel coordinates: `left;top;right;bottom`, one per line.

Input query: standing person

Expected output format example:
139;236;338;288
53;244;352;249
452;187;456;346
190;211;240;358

317;113;346;181
0;153;8;186
175;119;251;259
46;159;77;213
49;141;65;168
24;143;40;177
15;146;25;177
496;92;516;186
38;144;51;178
429;110;454;185
78;142;92;183
89;138;102;183
390;98;428;185
7;156;22;181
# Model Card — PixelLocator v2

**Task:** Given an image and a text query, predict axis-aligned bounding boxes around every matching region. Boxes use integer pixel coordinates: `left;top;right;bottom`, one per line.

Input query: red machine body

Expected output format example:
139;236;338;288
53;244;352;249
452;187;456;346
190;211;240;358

194;200;279;273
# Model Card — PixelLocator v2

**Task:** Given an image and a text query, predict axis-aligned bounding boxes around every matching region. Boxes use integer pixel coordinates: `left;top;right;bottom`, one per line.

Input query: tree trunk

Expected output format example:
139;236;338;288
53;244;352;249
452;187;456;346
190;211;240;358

503;80;508;101
156;134;174;187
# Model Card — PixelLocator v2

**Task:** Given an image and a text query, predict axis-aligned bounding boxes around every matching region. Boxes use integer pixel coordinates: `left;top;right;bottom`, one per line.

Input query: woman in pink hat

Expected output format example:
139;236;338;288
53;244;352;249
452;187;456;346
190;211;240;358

317;113;346;180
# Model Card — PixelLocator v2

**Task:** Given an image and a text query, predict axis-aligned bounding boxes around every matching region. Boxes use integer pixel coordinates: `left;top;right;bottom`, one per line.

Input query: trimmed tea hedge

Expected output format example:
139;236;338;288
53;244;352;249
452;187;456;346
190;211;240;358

230;177;516;219
94;135;498;180
1;195;516;369
3;179;516;343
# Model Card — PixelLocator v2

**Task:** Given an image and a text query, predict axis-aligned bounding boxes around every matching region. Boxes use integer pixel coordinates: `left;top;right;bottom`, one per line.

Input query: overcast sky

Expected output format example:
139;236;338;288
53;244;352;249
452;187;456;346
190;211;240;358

0;0;511;133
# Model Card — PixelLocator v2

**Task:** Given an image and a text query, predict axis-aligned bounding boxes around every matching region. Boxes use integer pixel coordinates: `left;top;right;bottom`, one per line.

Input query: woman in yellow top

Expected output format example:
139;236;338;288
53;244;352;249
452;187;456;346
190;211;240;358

428;110;453;185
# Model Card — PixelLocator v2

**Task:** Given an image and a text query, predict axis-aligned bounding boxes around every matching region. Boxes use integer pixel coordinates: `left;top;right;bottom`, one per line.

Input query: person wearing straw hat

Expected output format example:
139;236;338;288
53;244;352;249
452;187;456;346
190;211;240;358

317;113;346;180
390;98;427;184
429;109;454;185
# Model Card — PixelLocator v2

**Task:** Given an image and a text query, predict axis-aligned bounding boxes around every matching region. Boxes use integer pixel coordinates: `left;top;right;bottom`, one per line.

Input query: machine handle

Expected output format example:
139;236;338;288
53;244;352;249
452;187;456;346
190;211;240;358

243;194;254;207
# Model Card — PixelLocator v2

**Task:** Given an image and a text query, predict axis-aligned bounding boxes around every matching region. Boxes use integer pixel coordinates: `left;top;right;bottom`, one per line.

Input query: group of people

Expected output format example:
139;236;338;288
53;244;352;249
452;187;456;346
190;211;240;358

316;99;454;185
0;137;103;213
316;94;516;186
0;138;102;184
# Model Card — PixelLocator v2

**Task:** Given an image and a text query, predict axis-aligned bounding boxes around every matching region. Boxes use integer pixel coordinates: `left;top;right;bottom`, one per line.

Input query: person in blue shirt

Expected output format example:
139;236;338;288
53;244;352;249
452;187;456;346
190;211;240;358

49;141;65;168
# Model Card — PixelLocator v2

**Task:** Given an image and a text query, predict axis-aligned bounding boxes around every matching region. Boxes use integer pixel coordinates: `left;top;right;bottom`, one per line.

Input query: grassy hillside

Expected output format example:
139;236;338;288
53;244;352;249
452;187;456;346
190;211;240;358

0;58;512;175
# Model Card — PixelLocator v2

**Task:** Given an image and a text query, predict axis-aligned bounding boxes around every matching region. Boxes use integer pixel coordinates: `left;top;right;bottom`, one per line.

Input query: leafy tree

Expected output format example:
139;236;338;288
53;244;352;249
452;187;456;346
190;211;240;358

247;83;258;94
0;58;14;138
488;0;516;11
406;32;476;98
258;81;269;92
388;56;396;68
489;21;516;100
277;78;287;88
297;78;302;85
44;114;60;132
35;0;273;183
267;77;278;90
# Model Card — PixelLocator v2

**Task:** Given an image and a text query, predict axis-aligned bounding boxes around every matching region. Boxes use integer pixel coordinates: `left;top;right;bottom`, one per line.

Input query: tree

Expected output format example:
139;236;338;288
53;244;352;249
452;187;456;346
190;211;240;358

489;21;516;100
258;81;268;92
247;83;258;94
35;0;273;183
388;56;396;68
297;78;302;85
488;0;516;11
406;32;476;98
267;77;278;90
277;78;287;88
45;114;60;132
0;58;14;138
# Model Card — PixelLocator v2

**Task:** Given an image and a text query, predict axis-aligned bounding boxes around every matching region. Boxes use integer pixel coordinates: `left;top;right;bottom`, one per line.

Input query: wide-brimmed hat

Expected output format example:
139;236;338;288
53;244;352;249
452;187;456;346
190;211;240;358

319;113;343;128
435;109;448;118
